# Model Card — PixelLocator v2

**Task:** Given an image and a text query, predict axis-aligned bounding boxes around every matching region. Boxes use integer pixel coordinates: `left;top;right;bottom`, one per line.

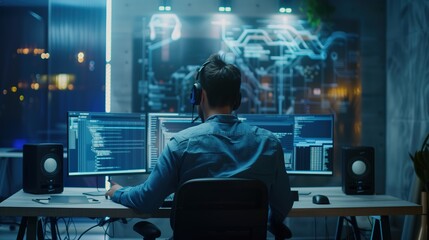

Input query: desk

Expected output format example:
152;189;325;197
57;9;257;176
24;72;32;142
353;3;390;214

293;187;422;239
0;148;22;200
291;187;421;217
0;187;422;240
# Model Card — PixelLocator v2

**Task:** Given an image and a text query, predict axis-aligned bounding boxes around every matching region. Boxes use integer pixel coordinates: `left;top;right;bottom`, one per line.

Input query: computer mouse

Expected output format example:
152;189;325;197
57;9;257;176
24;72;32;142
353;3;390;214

312;194;330;204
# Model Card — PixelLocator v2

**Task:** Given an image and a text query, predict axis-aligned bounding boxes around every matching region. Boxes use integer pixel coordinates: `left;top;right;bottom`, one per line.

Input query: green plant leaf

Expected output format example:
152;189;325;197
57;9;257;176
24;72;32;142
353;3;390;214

409;133;429;187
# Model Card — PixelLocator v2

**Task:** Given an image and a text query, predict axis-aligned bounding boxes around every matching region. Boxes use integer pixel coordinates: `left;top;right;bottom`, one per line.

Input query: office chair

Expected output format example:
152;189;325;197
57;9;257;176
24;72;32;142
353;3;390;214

133;178;292;240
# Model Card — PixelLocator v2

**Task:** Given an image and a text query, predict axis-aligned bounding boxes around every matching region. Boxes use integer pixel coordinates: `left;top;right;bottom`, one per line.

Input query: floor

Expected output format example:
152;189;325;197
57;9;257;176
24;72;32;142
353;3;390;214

0;217;282;240
0;217;153;240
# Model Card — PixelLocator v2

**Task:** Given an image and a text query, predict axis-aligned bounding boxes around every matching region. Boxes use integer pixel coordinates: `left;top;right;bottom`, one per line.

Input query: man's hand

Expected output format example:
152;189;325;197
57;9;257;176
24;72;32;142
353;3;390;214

105;181;123;199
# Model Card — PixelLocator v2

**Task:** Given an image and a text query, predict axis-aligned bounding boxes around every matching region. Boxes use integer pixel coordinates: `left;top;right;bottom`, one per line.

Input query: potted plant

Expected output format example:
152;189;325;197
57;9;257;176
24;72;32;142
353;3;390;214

299;0;335;29
410;132;429;191
410;132;429;240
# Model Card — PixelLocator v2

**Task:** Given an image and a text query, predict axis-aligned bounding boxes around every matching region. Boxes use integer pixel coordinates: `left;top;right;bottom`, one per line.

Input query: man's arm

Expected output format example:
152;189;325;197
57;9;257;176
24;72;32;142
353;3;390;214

269;142;294;223
105;140;180;213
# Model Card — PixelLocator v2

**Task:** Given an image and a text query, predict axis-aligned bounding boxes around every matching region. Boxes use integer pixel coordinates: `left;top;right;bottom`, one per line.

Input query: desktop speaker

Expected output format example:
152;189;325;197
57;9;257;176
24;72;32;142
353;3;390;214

23;143;64;194
342;146;374;195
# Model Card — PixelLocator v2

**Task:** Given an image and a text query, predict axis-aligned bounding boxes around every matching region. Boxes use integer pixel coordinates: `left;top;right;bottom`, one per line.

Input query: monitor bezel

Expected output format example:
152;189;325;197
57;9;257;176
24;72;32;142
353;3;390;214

238;113;335;176
146;112;198;172
66;111;148;177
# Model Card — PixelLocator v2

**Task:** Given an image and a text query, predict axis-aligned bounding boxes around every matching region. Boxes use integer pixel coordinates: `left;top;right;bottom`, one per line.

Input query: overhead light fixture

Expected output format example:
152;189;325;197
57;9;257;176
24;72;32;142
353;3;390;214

279;0;292;13
159;0;172;11
218;0;232;12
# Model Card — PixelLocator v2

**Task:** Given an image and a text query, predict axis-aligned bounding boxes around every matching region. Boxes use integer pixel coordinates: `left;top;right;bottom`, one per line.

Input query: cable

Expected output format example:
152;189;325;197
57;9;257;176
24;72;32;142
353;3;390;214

64;218;77;240
58;218;70;240
103;222;113;240
76;223;100;240
191;105;199;123
55;220;62;240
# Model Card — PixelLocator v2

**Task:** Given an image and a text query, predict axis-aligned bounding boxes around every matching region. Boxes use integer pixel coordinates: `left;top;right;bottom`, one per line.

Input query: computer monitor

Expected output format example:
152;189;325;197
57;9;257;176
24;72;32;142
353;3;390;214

67;111;148;177
239;114;334;175
147;113;199;172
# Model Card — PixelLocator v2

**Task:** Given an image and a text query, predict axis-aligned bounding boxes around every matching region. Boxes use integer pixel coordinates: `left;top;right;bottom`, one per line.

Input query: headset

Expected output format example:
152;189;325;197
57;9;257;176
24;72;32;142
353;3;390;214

189;60;241;123
189;61;210;106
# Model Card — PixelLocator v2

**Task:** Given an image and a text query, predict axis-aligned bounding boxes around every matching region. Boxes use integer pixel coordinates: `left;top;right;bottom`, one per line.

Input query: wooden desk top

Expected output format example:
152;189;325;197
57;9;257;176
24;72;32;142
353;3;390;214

290;187;422;217
0;148;23;158
0;188;169;219
0;187;422;219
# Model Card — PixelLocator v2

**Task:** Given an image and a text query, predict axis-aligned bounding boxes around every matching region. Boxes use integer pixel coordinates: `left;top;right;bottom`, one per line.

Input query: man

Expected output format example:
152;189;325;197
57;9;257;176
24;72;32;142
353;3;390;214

106;53;294;231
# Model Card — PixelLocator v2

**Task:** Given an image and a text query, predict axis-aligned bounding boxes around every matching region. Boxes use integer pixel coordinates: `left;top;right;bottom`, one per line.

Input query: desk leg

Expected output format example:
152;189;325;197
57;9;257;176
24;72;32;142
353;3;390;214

370;216;391;240
335;216;361;240
349;216;361;240
23;217;38;240
16;217;43;240
335;216;344;239
17;217;27;240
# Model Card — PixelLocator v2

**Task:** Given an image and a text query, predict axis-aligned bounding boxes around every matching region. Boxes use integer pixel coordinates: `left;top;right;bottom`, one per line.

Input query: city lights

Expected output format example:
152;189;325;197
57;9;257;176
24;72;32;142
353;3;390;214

77;52;85;63
31;82;40;90
48;74;75;91
41;53;50;59
57;74;69;90
17;48;45;55
327;87;348;98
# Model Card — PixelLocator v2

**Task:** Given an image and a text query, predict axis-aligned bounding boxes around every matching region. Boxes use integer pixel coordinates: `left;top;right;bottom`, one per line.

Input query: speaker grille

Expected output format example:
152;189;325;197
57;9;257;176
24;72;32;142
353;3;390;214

341;146;374;195
23;143;64;194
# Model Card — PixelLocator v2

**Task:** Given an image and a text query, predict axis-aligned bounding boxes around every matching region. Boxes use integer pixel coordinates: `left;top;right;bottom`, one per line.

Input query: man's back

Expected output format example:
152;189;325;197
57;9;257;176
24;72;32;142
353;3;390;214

172;114;283;185
106;53;293;225
168;114;294;222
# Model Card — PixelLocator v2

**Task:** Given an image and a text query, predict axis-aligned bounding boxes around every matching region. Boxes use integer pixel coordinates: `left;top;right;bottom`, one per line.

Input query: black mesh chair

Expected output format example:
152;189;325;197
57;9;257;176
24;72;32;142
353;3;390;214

133;178;292;240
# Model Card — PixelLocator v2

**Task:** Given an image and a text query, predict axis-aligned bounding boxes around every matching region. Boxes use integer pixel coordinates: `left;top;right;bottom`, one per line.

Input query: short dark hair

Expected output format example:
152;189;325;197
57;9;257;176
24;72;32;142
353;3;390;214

199;53;241;109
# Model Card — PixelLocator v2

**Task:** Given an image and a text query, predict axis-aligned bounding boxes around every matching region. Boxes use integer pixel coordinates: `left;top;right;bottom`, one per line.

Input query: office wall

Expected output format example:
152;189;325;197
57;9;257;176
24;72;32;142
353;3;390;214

110;0;386;193
111;0;388;238
386;0;429;238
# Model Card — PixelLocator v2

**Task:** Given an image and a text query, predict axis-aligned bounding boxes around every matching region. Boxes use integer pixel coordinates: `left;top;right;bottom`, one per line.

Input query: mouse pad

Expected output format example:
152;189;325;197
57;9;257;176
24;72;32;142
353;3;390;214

32;195;100;204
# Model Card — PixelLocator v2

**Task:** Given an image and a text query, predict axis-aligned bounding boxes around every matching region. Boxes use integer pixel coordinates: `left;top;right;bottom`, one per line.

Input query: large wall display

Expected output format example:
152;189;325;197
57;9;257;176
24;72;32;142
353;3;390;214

132;14;359;121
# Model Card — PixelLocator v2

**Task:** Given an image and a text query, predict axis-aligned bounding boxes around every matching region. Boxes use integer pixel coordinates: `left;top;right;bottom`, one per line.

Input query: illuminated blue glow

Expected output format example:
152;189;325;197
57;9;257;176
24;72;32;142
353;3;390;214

105;0;112;112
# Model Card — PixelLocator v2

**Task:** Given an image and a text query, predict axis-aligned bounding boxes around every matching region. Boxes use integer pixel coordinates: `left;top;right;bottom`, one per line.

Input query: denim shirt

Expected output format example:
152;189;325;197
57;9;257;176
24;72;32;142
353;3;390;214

111;114;294;223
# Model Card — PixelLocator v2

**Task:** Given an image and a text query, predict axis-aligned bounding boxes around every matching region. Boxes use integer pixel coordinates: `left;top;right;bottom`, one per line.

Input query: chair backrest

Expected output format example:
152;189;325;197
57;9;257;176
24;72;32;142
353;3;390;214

172;178;268;240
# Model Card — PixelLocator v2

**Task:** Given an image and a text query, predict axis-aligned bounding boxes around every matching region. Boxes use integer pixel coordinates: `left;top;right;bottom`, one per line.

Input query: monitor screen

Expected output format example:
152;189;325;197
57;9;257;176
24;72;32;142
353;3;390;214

239;114;334;175
67;111;147;176
147;113;199;172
